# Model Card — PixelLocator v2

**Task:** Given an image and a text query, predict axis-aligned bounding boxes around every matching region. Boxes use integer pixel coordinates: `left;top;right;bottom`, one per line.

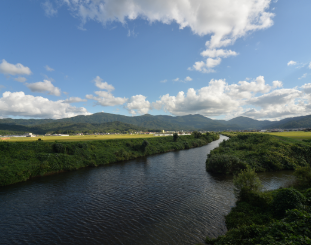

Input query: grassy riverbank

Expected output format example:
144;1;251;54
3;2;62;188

206;132;311;174
0;132;219;187
205;173;311;244
204;132;311;244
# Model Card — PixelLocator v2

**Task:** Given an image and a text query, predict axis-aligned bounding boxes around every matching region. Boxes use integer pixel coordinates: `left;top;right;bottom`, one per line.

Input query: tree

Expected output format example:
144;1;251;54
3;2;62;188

173;133;179;142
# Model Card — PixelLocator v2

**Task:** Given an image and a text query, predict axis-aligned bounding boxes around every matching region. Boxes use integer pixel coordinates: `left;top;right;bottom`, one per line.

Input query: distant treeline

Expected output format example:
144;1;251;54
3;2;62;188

0;132;219;186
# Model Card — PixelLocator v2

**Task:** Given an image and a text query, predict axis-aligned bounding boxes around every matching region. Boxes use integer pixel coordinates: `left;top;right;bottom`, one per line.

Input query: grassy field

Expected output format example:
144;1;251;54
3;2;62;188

266;131;311;140
0;134;155;142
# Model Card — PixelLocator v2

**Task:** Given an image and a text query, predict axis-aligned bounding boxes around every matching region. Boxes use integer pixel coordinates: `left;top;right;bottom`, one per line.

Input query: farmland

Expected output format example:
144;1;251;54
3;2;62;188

0;134;155;142
266;131;311;140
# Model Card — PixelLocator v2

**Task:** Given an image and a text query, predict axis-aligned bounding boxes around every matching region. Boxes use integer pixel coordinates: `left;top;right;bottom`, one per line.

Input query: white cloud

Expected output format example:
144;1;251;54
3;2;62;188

185;76;192;82
14;77;27;83
227;76;272;99
125;95;151;115
299;73;307;80
173;76;193;83
160;79;167;83
42;1;57;17
309;62;311;69
243;88;306;120
287;60;297;66
0;59;32;76
0;91;90;119
86;91;127;106
62;0;274;48
153;79;241;116
301;83;311;94
60;0;274;73
272;80;283;88
200;49;238;58
62;97;87;103
26;80;61;96
190;58;221;73
93;76;115;92
45;65;54;71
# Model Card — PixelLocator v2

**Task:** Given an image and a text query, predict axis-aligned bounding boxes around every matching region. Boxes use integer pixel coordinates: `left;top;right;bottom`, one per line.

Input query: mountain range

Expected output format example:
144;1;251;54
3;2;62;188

0;112;311;134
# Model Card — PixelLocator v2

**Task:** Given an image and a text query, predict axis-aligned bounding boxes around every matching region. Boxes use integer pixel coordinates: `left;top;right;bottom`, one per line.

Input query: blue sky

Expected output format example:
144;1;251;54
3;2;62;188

0;0;310;120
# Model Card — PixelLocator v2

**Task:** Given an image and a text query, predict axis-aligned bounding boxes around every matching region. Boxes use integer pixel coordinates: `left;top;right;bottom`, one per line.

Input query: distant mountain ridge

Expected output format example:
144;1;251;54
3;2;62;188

1;112;311;133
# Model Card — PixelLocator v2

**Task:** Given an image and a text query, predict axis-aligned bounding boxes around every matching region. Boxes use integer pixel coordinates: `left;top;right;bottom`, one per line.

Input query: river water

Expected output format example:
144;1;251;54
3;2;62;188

0;135;295;245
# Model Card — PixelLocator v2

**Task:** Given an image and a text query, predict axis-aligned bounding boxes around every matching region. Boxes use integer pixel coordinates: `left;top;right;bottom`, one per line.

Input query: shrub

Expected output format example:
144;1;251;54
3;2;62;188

141;140;150;151
233;168;263;197
191;131;202;138
206;154;247;174
272;188;306;218
52;143;66;153
294;166;311;186
173;133;179;142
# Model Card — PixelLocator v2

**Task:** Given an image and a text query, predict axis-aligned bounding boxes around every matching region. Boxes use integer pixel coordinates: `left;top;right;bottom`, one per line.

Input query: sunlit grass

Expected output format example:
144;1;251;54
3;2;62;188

0;134;156;142
266;131;311;140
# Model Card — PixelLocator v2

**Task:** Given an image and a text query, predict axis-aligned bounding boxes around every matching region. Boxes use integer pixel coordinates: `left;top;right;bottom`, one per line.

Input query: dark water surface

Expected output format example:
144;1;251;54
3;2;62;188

0;136;295;245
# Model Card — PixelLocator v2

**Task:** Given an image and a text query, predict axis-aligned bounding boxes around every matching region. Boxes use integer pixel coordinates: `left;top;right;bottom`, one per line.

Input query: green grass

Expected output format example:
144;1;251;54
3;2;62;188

1;134;155;142
207;132;311;174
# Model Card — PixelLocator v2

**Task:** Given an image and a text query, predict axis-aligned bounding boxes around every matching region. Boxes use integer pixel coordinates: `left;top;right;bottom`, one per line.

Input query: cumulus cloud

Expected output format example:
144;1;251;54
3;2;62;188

173;76;193;82
287;60;297;66
86;91;127;106
0;59;32;76
160;79;167;83
60;0;274;72
272;80;283;88
42;1;58;17
309;62;311;69
185;76;192;82
243;88;306;120
125;95;151;115
227;76;272;99
93;76;115;92
45;65;54;71
26;80;61;96
62;97;87;103
14;77;27;83
0;91;90;119
153;79;241;116
191;58;221;73
200;49;238;58
301;83;311;94
62;0;273;47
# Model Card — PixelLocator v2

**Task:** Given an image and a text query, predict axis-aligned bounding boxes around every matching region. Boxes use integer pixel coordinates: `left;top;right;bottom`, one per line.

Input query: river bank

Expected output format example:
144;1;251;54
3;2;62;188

204;132;311;244
0;132;219;187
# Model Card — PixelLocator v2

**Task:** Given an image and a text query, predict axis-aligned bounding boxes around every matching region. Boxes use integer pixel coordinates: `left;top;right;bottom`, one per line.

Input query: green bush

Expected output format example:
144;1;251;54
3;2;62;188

272;188;306;218
294;166;311;186
206;154;247;174
233;168;263;197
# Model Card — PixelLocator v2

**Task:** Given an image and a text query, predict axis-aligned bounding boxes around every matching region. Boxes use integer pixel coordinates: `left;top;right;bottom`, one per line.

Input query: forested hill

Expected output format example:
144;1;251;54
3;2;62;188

1;113;311;133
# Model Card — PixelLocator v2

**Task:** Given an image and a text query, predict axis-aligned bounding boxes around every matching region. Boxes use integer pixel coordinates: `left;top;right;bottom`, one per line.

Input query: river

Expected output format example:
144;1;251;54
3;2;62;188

0;135;295;244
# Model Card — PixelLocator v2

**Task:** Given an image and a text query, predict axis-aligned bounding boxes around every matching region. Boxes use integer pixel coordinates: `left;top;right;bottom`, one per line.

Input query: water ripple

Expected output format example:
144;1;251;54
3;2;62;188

0;136;294;245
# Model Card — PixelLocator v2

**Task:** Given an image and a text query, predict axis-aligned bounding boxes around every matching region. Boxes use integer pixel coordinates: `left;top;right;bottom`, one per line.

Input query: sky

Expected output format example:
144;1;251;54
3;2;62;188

0;0;311;121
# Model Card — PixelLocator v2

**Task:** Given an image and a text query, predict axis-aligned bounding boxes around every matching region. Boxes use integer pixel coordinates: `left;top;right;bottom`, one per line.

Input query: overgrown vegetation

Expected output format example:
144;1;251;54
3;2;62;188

205;167;311;244
206;132;311;174
0;133;219;187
